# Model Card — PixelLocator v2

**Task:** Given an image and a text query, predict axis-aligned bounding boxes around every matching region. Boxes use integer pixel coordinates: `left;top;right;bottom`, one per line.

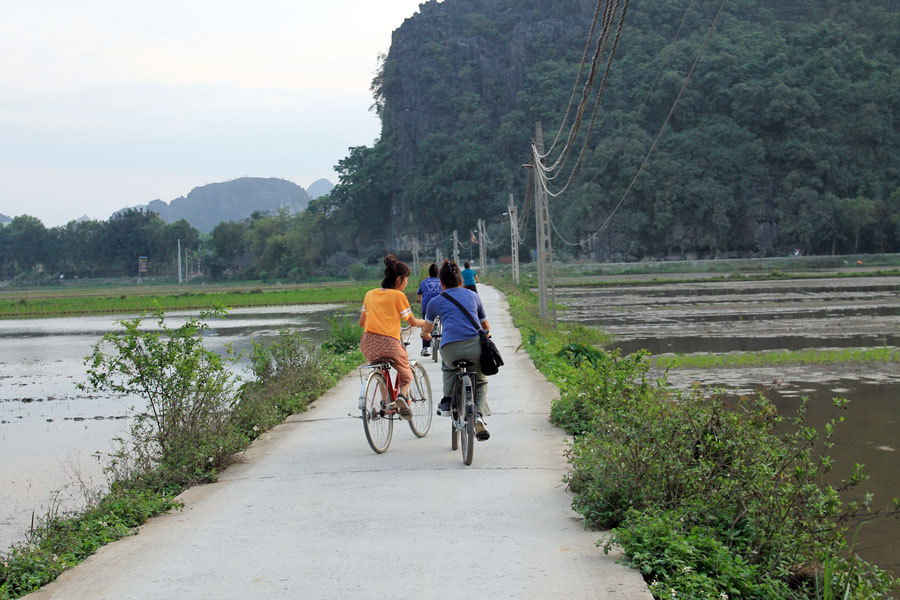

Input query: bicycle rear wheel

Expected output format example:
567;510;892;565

450;380;460;451
408;362;432;437
362;372;393;454
460;375;475;466
431;320;441;363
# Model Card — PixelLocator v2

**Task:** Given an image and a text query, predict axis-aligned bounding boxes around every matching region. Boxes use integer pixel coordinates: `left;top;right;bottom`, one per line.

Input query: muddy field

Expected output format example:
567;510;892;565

555;275;900;575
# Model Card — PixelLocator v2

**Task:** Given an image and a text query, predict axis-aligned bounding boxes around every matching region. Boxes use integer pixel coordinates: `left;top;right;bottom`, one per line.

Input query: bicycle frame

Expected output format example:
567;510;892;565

358;362;398;413
358;325;432;453
357;325;421;410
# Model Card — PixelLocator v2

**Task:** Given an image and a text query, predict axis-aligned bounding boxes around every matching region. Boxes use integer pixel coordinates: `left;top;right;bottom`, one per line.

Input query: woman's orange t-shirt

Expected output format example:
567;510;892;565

362;288;412;340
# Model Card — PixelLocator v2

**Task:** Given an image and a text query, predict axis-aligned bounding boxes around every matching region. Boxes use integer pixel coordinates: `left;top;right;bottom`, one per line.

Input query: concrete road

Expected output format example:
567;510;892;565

27;285;650;600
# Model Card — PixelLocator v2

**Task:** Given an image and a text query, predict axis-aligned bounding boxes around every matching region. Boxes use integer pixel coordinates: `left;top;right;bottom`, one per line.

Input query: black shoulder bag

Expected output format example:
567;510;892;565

439;292;504;376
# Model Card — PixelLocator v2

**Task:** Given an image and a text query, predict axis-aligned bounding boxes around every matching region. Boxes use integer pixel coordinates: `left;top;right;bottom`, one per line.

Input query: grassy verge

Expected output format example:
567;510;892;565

656;347;900;369
492;276;897;599
0;285;374;319
0;311;363;599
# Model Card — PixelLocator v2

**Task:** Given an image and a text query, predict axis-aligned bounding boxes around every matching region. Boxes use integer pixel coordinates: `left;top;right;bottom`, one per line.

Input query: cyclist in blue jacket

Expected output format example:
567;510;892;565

416;263;442;356
421;260;491;441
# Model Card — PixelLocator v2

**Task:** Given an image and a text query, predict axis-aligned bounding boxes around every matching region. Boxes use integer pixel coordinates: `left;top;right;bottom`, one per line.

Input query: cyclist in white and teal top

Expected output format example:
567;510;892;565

461;262;478;293
421;260;492;441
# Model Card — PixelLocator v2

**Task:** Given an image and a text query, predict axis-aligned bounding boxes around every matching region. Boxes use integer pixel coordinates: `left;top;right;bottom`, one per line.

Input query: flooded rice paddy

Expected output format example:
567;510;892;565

556;275;900;575
0;304;348;550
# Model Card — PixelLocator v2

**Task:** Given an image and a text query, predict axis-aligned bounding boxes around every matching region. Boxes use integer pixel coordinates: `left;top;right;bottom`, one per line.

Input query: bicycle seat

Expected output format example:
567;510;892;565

365;360;392;370
453;359;474;368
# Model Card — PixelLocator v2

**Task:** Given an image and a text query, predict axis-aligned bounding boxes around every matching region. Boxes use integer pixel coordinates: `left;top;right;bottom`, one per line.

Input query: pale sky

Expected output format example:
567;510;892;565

0;0;426;227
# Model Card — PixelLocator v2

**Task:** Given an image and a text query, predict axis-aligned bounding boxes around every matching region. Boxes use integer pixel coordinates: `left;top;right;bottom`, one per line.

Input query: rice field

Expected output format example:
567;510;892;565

0;285;373;318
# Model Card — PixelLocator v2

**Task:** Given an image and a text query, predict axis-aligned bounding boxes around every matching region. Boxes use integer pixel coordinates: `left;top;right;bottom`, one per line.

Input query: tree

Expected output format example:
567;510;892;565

4;215;47;272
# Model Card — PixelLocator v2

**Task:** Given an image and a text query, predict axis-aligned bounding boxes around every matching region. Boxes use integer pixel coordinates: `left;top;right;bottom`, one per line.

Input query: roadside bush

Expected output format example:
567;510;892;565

567;369;896;595
550;347;653;435
613;508;793;599
235;329;363;438
82;309;243;486
321;313;362;354
494;278;898;599
0;489;178;599
4;307;366;599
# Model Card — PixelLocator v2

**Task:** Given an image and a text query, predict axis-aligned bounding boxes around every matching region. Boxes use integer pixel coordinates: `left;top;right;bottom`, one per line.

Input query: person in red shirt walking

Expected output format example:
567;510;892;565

358;255;426;419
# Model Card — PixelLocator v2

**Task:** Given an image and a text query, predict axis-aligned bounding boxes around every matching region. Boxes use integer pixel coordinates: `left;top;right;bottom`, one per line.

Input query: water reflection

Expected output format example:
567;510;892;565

720;380;898;575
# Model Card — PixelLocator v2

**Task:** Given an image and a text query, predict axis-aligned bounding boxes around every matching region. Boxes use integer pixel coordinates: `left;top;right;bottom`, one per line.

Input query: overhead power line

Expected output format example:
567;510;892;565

538;0;728;247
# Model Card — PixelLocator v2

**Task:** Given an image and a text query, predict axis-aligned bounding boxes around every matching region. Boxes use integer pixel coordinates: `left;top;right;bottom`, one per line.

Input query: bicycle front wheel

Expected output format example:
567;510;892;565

362;372;393;454
408;362;433;437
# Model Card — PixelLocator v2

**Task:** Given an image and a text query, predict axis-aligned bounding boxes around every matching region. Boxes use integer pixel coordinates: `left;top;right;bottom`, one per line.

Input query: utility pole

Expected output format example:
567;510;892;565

411;238;420;279
508;194;520;286
533;122;555;322
453;230;459;266
478;219;487;276
436;247;441;266
177;239;183;284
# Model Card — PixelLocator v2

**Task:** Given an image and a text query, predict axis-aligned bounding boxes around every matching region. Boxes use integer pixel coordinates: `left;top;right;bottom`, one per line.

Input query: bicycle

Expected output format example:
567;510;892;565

448;359;478;465
358;333;433;454
430;315;442;363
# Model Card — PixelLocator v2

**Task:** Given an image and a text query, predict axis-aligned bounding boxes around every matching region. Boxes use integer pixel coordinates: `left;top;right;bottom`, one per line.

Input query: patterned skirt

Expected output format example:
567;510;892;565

360;331;413;388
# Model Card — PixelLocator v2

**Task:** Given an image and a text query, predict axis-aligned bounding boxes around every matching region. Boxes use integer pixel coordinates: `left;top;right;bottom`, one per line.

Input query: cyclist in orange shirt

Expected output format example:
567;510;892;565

358;255;426;419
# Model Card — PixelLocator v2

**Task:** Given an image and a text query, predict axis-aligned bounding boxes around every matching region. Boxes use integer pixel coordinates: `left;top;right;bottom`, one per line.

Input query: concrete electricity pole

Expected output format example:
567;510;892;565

177;239;183;284
533;122;555;322
478;219;487;275
453;230;459;265
508;194;520;286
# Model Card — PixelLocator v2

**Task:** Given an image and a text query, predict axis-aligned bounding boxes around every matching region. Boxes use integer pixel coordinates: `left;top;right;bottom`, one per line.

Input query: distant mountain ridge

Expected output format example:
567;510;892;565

117;177;322;234
0;213;11;226
307;178;334;199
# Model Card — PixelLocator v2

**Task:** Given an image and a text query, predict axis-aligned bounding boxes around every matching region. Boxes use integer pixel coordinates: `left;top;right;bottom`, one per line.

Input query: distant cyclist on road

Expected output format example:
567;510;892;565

416;263;442;357
421;260;491;441
461;261;478;293
359;255;426;420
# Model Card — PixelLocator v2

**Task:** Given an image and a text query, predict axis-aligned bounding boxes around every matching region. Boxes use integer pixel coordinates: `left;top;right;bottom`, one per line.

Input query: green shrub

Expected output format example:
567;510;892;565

321;313;362;354
235;328;362;438
611;508;793;599
82;309;244;486
550;348;653;436
0;490;178;599
492;279;898;599
4;308;366;598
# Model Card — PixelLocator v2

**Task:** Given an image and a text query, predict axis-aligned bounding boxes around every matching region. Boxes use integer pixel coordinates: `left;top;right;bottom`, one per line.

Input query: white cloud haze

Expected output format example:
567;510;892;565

0;0;425;226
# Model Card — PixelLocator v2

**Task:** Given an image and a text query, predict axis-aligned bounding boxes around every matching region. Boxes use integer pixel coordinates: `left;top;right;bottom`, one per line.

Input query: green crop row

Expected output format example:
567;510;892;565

0;286;373;319
656;347;900;369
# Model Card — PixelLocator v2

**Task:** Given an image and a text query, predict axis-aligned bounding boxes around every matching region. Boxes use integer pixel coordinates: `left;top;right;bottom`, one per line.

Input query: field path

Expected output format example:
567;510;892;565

26;285;650;600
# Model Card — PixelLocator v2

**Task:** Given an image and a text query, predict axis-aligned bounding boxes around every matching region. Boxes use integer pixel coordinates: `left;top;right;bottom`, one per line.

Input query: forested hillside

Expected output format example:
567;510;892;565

327;0;900;260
